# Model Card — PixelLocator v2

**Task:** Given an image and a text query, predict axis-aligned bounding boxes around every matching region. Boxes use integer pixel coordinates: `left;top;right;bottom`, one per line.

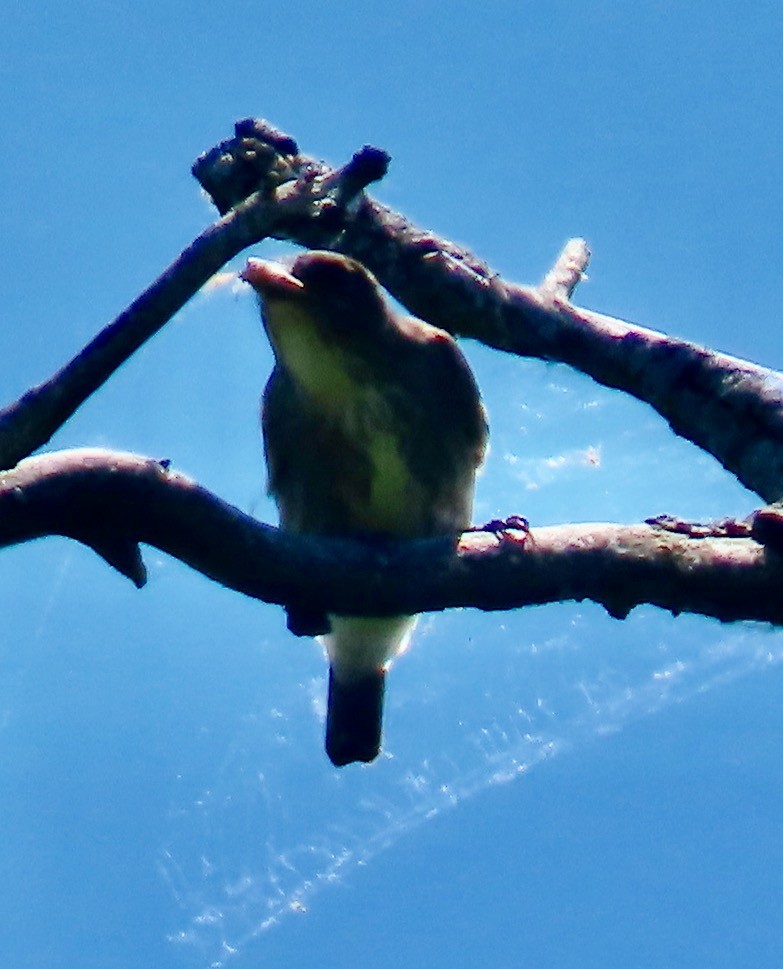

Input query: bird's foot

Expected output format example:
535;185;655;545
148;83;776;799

468;515;531;548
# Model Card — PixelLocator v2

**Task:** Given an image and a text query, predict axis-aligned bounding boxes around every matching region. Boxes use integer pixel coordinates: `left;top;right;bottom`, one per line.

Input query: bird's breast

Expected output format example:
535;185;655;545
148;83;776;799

361;427;416;530
332;393;423;534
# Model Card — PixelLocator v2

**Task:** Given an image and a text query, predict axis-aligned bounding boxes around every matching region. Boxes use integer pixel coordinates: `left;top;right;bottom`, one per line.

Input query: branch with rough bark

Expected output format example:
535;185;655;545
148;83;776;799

2;449;782;626
193;119;783;503
1;117;782;630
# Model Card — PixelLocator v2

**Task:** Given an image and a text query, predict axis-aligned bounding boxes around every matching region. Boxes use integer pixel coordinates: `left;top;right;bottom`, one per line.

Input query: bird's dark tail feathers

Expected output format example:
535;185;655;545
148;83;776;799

325;666;386;767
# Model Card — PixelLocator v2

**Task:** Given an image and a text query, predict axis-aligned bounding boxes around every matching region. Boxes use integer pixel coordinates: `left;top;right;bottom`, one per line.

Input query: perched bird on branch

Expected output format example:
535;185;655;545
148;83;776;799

242;250;487;766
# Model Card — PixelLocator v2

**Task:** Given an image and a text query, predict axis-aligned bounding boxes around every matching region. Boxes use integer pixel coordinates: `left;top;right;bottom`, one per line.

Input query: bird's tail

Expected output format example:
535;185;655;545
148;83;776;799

321;614;416;767
325;666;386;767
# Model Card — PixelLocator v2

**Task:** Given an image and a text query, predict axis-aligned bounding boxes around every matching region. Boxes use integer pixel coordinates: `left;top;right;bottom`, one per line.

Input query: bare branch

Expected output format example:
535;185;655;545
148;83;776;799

0;135;388;472
2;449;781;627
193;119;783;504
4;114;782;513
336;193;783;506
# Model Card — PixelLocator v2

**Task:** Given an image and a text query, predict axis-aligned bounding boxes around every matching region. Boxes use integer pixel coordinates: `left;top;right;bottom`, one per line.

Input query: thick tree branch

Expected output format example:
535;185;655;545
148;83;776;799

334;186;783;507
195;120;783;504
3;449;782;627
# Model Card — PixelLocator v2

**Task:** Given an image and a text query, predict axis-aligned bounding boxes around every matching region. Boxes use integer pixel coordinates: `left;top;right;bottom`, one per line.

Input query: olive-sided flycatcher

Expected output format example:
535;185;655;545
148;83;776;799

242;251;487;766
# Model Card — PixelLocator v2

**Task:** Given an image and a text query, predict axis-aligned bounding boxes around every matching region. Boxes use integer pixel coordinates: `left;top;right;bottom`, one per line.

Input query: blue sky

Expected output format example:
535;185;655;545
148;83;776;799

1;3;782;968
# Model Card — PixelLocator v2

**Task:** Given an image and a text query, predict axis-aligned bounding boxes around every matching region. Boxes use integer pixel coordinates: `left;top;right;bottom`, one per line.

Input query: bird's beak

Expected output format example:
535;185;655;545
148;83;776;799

240;258;305;296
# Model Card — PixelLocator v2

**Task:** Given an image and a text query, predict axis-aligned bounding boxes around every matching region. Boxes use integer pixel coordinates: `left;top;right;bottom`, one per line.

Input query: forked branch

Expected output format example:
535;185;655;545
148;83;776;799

0;117;782;630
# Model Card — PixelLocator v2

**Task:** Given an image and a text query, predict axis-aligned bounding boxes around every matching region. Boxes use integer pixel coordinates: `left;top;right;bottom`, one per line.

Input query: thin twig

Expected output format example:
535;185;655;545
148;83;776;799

539;238;591;299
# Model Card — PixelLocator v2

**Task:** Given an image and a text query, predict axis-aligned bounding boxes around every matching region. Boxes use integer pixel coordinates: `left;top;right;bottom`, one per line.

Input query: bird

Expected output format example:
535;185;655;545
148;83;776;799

241;250;487;767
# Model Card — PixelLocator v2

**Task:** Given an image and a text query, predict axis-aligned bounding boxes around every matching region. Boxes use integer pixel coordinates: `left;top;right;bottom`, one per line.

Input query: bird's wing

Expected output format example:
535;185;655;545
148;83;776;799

387;319;488;528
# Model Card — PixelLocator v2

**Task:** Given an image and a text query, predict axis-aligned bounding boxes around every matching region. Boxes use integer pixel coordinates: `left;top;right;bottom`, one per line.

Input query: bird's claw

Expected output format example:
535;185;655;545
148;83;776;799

470;515;531;545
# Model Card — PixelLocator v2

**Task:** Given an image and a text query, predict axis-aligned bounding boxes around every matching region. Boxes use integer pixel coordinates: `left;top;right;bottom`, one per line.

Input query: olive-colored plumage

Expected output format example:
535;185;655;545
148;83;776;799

243;250;487;766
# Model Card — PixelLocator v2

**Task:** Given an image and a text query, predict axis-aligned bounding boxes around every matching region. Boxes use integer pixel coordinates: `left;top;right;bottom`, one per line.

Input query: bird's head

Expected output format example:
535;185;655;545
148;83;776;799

241;250;392;402
241;250;389;344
